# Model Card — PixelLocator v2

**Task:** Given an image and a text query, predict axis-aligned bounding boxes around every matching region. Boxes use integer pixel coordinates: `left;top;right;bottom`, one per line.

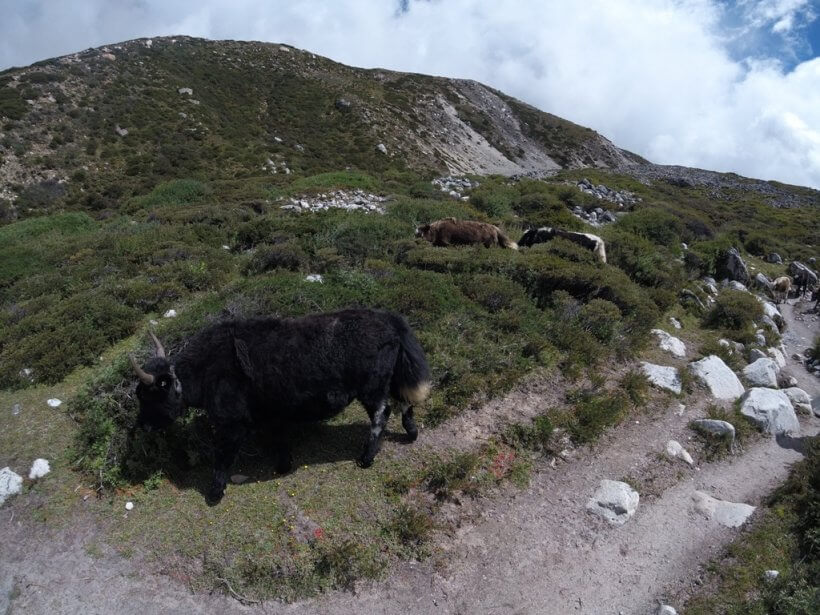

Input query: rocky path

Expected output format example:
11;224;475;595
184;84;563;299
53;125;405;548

1;300;817;615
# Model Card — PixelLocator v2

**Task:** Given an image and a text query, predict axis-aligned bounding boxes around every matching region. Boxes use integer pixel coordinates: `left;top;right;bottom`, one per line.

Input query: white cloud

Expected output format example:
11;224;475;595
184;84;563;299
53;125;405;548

1;0;819;188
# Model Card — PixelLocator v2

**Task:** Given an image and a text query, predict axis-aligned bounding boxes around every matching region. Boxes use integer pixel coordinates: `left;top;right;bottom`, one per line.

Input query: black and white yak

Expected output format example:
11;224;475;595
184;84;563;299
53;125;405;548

130;309;431;503
518;227;607;263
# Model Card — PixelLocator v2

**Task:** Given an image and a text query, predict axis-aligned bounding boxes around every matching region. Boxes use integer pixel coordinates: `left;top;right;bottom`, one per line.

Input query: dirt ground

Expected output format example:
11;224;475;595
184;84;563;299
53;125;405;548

1;298;817;615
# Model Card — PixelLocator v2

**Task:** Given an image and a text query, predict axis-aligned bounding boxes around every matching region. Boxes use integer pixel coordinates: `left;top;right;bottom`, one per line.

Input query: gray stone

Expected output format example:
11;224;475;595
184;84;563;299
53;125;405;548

680;289;706;311
782;387;812;414
177;87;193;95
689;356;745;400
767;347;786;368
46;398;62;408
334;98;352;111
28;458;50;479
669;317;682;330
788;261;818;287
0;467;23;507
692;419;736;442
376;143;388;154
718;248;750;285
693;491;755;527
742;358;779;388
702;282;718;295
586;479;639;525
748;348;767;363
641;362;682;394
651;329;686;358
767;252;782;264
656;606;678;615
739;388;799;435
754;272;773;292
114;124;128;137
665;440;694;465
763;570;779;581
728;281;748;292
760;314;779;333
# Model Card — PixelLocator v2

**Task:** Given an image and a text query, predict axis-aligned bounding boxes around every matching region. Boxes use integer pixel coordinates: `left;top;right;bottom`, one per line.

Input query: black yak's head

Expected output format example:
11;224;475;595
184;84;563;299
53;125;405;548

130;332;184;431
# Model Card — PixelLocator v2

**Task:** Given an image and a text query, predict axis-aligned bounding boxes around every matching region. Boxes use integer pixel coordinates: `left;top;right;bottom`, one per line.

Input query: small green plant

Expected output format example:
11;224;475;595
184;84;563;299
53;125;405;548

705;289;764;332
384;504;433;556
425;452;481;501
619;369;650;407
502;415;554;453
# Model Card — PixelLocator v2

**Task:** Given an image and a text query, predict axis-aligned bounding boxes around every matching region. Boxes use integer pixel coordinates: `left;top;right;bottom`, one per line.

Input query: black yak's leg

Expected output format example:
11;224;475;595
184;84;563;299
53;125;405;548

399;402;418;442
207;423;247;503
358;400;391;468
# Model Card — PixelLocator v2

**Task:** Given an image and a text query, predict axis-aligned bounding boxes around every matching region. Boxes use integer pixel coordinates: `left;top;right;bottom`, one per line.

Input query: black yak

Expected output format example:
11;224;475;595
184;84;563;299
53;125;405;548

518;227;607;263
130;309;430;503
416;218;518;249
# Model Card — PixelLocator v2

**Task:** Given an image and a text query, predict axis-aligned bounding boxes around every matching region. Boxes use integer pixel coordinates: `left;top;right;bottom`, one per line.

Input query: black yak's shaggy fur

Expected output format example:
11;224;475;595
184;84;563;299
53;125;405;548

133;309;430;503
519;227;607;263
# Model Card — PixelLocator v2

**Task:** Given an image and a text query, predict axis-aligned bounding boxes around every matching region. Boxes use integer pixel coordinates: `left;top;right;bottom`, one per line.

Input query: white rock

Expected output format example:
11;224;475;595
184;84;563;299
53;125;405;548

668;317;682;329
742;358;779;388
47;398;62;408
28;459;50;479
304;274;323;283
376;143;388;154
782;387;812;414
767;347;786;368
665;440;694;465
641;362;681;394
586;479;639;525
177;87;193;95
763;570;779;581
674;403;686;416
739;388;799;435
692;491;755;527
221;245;230;250
651;329;686;358
728;281;748;292
163;309;177;318
0;468;23;507
114;124;128;137
689;356;745;400
149;319;159;326
692;418;736;442
656;606;678;615
703;282;718;295
125;501;134;511
761;301;783;326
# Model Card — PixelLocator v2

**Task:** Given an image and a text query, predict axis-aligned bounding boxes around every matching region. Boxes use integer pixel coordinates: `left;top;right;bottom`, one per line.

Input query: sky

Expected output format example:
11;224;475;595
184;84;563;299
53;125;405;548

2;1;820;189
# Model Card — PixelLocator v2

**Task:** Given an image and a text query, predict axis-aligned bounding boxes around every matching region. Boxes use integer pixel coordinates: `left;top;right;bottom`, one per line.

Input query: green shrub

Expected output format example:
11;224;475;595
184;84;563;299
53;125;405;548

244;242;308;275
615;208;682;248
425;452;481;500
130;179;211;209
604;229;684;293
290;170;378;193
0;87;27;120
619;369;650;407
566;389;629;444
469;183;515;218
511;192;582;229
705;289;764;331
502;415;554;453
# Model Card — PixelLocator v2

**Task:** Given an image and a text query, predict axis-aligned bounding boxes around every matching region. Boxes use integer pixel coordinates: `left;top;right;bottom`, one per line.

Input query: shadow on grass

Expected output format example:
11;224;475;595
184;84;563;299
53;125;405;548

132;419;416;502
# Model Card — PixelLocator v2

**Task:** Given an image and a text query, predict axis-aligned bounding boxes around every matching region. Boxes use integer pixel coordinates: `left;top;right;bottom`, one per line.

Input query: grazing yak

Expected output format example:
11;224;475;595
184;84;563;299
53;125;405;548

772;276;792;304
130;309;430;503
416;217;518;249
518;227;607;263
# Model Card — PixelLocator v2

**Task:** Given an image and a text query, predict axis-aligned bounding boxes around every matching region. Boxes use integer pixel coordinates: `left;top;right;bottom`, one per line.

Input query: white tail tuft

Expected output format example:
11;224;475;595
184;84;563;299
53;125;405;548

400;381;431;404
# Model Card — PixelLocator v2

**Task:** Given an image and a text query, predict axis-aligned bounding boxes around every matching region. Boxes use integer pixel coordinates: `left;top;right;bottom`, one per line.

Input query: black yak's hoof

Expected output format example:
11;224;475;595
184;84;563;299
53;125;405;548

357;452;374;468
206;483;225;505
275;453;293;475
404;428;418;442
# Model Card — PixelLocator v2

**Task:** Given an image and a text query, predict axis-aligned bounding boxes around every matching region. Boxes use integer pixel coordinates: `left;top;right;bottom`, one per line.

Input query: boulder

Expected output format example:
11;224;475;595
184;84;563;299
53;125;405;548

788;261;818;286
692;419;736;446
656;606;678;615
754;272;773;292
717;248;750;285
665;440;694;465
767;252;782;264
689;356;745;400
680;289;706;311
760;301;784;328
0;467;23;507
782;387;812;414
586;480;639;525
759;314;779;333
748;348;767;363
739;388;799;435
728;281;748;292
651;329;686;358
668;316;682;330
742;358;779;388
692;491;755;527
641;362;682;394
767;347;786;368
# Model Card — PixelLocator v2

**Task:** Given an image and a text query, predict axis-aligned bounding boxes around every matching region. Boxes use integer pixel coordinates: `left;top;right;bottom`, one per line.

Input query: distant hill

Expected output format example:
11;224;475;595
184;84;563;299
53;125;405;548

0;35;651;219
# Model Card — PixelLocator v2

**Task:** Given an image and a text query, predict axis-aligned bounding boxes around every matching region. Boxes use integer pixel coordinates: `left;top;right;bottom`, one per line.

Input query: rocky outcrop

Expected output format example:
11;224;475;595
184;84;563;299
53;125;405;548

586;480;639;525
788;261;818;286
280;190;387;214
717;248;750;285
782;387;812;414
689;356;745;401
739;388;799;435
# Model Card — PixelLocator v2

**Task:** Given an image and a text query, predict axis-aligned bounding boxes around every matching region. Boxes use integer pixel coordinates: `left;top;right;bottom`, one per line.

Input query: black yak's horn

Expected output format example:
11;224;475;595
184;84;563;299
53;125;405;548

148;330;166;358
129;355;155;385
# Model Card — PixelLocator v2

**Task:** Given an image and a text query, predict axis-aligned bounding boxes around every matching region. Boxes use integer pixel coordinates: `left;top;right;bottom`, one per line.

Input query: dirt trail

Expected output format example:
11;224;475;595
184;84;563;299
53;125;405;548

1;300;817;615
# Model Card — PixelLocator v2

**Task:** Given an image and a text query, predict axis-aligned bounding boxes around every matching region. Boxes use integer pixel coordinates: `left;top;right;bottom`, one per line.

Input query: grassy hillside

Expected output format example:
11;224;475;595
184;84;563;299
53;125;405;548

0;35;818;603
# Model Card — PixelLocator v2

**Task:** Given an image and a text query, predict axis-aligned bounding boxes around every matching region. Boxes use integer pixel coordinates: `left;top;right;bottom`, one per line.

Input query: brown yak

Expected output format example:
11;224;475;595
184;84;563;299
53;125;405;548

772;276;792;304
415;218;518;249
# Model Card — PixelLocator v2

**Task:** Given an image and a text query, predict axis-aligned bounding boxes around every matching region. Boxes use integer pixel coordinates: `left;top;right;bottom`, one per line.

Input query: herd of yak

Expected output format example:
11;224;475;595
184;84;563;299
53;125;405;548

129;217;812;502
130;219;605;502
